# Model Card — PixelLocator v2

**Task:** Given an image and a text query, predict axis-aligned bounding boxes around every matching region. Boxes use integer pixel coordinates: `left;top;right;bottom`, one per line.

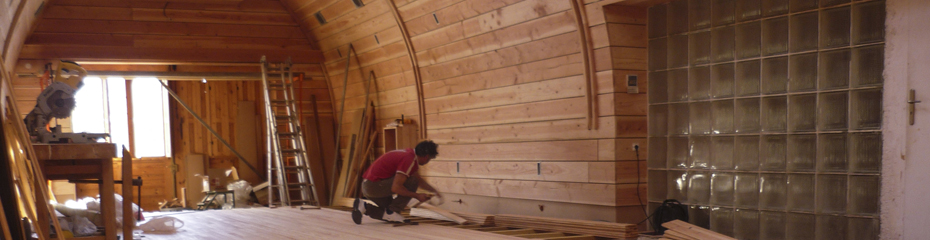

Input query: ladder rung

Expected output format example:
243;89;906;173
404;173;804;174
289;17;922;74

288;182;313;187
278;132;300;136
275;115;295;119
284;166;305;169
269;83;292;87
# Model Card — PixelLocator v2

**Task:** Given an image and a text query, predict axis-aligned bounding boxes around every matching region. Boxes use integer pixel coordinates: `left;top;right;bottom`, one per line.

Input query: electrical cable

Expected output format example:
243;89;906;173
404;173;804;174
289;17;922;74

634;145;651;228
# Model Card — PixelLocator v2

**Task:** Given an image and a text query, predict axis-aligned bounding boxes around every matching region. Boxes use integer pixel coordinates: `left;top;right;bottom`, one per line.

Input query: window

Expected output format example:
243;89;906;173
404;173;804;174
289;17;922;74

71;77;171;157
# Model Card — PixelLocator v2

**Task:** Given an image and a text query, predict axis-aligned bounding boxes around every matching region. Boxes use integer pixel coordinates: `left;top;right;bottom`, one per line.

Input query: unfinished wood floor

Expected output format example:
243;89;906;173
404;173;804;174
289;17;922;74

137;208;525;240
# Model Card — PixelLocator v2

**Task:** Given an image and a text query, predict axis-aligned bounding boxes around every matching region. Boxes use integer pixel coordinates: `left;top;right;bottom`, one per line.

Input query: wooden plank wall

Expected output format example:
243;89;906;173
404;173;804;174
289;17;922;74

281;0;651;223
20;0;322;63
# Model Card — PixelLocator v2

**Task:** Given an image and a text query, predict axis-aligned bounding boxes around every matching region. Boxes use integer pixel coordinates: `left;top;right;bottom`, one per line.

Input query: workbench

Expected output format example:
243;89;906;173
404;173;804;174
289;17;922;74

33;143;133;240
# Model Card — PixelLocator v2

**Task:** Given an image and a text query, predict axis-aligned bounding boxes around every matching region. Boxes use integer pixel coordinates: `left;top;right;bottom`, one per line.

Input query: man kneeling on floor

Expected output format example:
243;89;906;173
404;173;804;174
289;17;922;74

357;140;442;223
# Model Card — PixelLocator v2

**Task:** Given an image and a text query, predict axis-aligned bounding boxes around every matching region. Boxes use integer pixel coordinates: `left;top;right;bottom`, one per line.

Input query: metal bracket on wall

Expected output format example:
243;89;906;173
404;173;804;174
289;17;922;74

910;89;921;125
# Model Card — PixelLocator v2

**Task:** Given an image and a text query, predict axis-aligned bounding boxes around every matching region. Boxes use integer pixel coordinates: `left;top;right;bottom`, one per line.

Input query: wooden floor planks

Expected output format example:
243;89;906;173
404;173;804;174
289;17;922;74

139;208;527;240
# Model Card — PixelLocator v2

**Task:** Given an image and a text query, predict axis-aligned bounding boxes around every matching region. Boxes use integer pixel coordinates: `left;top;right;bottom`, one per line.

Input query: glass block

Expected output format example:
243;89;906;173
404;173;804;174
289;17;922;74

819;133;848;172
650;71;669;103
787;174;815;211
762;0;789;16
648;170;668;201
650;105;669;136
649;38;668;71
669;69;689;101
819;49;851;90
691;137;712;168
690;31;712;65
713;100;735;134
690;0;712;30
761;135;787;171
710;207;735;237
848;175;880;216
852;45;884;87
790;0;818;12
790;12;819;52
789;94;817;132
787;213;816;239
668;0;689;35
850;133;881;173
669;137;690;168
735;136;761;170
816;174;847;214
734;209;761;240
788;135;816;171
736;0;762;22
736;21;762;59
822;0;851;8
848;218;880;240
711;173;735;206
712;137;736;169
735;173;760;208
689;206;712;229
762;96;787;133
789;53;818;92
690;66;711;100
713;0;736;26
735;98;762;133
851;89;882;130
818;91;848;130
821;6;851;49
736;60;761;96
669;35;690;68
852;1;885;44
649;137;668;168
712;26;736;62
688;172;711;205
670;103;692;134
762;57;789;94
649;4;668;38
712;63;735;98
762;17;789;56
816;215;847;240
668;170;689;202
691;102;712;135
760;211;787;240
760;173;787;210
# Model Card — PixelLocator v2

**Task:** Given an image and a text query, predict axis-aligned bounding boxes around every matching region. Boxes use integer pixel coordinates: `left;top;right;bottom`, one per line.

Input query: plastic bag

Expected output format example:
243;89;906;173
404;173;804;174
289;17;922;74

138;217;184;233
226;180;253;208
72;216;97;237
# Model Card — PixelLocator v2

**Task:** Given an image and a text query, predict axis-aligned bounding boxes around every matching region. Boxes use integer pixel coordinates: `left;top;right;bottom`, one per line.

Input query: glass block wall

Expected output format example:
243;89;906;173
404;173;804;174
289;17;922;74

646;0;884;239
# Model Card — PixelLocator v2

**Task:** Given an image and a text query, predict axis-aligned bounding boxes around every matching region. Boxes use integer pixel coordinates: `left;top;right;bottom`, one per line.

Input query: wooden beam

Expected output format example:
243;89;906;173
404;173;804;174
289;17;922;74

416;203;468;224
18;45;323;63
570;0;597;130
385;0;427;139
34;19;306;38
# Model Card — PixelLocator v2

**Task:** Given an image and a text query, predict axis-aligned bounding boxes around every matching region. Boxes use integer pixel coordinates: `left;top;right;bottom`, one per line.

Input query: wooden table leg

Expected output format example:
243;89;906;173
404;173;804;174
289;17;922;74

122;147;133;239
100;158;117;240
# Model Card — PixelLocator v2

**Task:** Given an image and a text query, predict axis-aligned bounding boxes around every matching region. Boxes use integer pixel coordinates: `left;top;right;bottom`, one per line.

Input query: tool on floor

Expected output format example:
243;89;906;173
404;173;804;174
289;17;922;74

261;56;321;208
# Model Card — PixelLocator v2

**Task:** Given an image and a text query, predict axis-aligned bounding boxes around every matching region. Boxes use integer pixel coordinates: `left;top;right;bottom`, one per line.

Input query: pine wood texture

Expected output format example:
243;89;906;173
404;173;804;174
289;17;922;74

661;220;736;240
495;214;638;238
22;1;322;63
141;208;526;240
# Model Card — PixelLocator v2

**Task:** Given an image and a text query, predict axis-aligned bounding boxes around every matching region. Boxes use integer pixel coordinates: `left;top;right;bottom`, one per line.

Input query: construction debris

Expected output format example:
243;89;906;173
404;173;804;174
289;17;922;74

451;211;495;226
660;220;736;240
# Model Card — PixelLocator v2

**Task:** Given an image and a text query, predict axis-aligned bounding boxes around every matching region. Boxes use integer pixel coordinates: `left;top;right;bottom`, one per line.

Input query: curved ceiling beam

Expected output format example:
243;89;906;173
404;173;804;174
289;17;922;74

570;0;598;130
386;0;428;140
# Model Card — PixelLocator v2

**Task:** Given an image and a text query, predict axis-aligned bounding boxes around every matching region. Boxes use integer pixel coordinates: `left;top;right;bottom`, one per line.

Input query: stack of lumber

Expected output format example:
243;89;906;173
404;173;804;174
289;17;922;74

343;102;378;198
495;214;638;239
451;211;495;226
410;203;468;224
660;220;736;240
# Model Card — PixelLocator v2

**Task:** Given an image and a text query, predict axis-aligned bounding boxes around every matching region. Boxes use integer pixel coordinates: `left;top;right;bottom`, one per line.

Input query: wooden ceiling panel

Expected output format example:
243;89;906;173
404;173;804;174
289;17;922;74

25;0;321;64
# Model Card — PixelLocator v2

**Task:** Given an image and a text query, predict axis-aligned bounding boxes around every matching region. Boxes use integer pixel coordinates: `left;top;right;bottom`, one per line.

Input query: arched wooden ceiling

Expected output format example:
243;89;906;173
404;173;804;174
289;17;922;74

21;0;323;64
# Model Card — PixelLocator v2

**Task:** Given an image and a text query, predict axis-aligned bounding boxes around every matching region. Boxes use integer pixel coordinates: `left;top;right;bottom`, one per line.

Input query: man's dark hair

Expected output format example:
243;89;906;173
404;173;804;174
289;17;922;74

415;140;438;156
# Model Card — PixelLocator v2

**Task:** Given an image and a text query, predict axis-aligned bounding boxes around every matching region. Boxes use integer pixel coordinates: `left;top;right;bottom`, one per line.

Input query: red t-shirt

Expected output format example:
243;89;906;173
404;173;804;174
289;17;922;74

362;148;419;182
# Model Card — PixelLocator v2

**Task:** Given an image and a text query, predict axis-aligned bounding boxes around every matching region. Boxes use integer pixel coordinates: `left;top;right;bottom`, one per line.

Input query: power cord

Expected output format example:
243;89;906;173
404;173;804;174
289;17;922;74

634;145;650;228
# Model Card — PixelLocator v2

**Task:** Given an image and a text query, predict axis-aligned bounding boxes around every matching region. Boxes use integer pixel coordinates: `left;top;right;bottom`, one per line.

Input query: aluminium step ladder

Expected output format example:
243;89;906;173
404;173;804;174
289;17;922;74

261;56;321;208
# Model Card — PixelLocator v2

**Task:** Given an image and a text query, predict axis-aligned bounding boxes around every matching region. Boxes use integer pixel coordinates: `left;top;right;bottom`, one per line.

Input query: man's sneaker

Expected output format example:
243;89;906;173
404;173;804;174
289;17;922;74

382;212;406;223
356;201;367;215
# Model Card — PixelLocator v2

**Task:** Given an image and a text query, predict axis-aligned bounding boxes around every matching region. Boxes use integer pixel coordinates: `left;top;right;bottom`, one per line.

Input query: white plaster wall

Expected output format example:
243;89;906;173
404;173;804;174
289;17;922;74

882;0;930;239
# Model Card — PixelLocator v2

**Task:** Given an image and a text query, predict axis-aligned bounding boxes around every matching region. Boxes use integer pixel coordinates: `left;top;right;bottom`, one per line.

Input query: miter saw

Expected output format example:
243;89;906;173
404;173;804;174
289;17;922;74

22;60;108;143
